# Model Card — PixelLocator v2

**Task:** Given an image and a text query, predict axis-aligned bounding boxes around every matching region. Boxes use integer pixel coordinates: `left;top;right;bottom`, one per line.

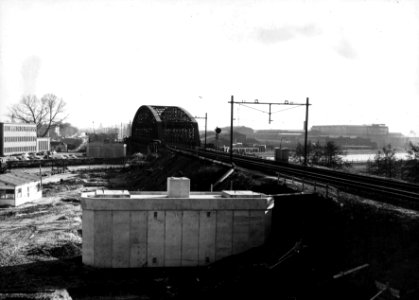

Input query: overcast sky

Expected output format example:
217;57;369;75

0;0;418;135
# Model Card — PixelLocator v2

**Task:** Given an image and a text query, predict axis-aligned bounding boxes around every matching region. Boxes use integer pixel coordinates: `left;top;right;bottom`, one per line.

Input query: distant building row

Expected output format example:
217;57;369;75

219;124;410;150
309;124;406;149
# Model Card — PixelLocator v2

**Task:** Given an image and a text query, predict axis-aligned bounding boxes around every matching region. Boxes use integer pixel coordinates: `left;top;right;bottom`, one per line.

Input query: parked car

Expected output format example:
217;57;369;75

5;156;19;161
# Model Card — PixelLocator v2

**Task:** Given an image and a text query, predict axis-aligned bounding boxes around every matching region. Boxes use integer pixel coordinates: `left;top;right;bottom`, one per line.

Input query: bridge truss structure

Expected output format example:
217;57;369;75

131;105;201;149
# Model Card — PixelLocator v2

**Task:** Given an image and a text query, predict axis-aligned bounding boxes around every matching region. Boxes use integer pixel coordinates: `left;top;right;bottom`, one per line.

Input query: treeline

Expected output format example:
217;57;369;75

366;143;419;183
293;141;419;183
293;141;351;169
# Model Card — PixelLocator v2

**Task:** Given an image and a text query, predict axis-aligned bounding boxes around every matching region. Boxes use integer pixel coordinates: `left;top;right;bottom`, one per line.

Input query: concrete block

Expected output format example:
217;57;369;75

165;211;182;266
147;211;165;267
232;211;250;255
167;177;190;198
222;190;263;198
112;211;130;268
199;211;216;265
81;184;273;268
82;196;270;211
82;210;95;266
130;211;148;267
215;211;233;260
181;211;199;266
94;211;113;267
249;211;265;248
264;210;273;242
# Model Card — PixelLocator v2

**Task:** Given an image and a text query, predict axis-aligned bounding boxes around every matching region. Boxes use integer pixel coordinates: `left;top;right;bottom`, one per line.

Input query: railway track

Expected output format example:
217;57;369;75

170;147;419;206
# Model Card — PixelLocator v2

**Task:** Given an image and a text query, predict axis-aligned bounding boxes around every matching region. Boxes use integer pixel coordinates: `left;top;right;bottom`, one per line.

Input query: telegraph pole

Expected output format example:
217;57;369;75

303;97;309;166
230;95;234;163
204;112;207;149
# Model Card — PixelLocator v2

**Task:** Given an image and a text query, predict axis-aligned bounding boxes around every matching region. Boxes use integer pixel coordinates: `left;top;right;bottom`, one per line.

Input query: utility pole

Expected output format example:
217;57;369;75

230;95;234;163
204;112;207;149
303;97;310;166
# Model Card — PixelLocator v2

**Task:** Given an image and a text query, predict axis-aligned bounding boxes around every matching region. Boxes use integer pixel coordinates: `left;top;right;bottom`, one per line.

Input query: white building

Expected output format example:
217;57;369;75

0;122;50;156
0;172;42;207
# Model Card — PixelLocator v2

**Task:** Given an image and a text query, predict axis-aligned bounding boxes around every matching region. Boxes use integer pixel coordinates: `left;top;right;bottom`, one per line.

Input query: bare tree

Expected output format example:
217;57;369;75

8;94;67;137
402;142;419;183
367;144;401;178
293;140;348;169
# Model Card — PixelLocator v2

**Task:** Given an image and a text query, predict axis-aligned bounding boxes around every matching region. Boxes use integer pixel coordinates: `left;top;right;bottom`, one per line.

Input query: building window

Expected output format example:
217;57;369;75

17;188;22;198
27;187;30;197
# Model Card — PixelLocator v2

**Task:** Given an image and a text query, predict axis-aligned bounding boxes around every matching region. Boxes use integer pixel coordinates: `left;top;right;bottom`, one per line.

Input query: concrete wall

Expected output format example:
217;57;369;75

86;142;126;158
81;190;273;268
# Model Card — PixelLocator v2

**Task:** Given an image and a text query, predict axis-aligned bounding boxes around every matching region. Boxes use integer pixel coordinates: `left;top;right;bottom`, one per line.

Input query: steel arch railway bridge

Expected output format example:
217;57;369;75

131;105;201;151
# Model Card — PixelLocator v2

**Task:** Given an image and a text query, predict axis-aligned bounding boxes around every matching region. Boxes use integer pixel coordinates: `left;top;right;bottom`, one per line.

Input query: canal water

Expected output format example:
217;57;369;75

265;152;410;163
341;152;409;162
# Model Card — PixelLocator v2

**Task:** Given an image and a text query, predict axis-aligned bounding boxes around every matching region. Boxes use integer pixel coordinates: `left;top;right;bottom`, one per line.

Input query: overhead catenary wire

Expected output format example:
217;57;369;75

271;105;303;114
229;96;311;164
238;103;269;114
238;102;304;116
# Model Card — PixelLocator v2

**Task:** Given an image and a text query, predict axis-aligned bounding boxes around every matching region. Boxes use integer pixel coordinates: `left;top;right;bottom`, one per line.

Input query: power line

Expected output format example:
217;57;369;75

272;105;302;114
238;103;269;114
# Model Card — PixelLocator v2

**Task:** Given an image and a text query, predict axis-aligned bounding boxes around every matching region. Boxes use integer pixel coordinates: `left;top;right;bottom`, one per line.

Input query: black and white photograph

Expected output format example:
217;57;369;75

0;0;418;299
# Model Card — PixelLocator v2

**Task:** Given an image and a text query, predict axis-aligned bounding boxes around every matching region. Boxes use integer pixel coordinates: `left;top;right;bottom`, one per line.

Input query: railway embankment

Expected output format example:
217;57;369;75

0;149;418;299
92;150;419;298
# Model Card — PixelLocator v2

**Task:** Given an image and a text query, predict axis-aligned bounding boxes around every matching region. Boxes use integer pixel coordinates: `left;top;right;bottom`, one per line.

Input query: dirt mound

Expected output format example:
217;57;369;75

27;242;81;259
0;289;72;300
0;204;56;221
60;197;80;204
109;150;228;191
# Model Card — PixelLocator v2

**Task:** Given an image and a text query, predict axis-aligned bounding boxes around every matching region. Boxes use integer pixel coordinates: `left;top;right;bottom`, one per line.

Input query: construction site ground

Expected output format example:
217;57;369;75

0;152;419;299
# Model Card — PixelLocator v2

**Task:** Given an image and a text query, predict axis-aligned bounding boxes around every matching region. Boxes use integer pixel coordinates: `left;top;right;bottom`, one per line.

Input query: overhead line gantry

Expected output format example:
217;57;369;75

228;95;311;165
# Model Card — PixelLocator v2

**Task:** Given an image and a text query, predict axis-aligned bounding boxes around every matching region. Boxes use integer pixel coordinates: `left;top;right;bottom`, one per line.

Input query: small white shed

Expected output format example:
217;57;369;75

0;172;42;207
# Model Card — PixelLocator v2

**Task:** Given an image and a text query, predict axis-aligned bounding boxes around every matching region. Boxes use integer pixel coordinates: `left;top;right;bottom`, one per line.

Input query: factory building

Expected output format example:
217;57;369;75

310;124;389;138
0;122;50;156
310;124;407;149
